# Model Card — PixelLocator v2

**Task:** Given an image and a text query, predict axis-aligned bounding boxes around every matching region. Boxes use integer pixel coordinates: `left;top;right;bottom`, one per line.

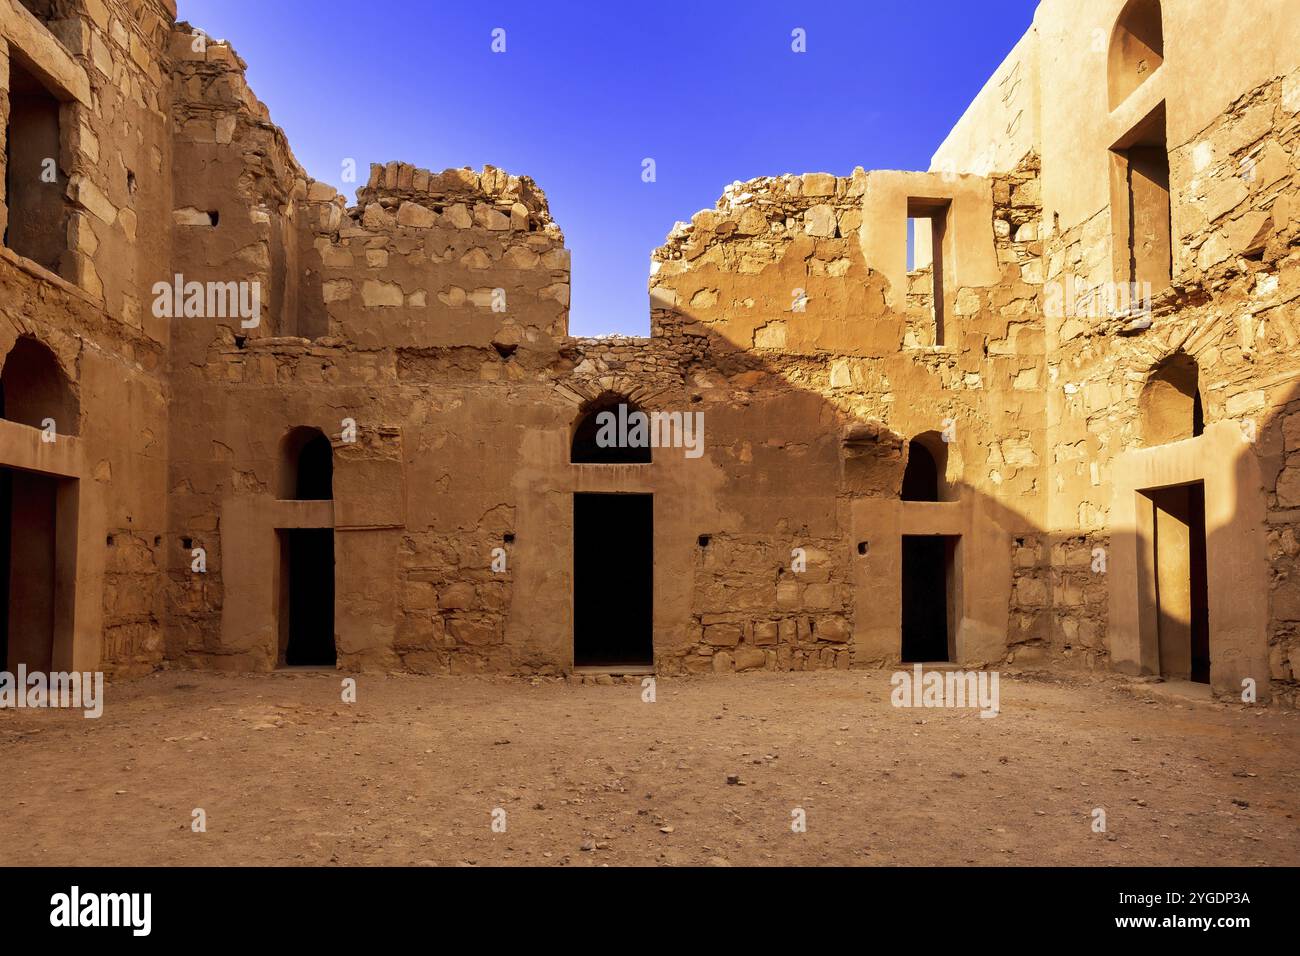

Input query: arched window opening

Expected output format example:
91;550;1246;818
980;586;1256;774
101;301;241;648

902;438;938;502
0;335;78;435
571;392;652;464
1108;0;1164;110
901;432;956;502
280;426;333;499
1140;354;1203;446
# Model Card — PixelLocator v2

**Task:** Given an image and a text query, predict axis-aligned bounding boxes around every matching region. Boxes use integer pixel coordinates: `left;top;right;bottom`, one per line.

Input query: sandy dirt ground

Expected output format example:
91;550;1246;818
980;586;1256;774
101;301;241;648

0;668;1296;866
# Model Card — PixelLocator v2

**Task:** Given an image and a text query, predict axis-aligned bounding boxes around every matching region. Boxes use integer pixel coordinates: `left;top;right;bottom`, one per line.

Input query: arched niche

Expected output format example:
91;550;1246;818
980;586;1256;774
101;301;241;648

1140;353;1204;446
0;336;79;436
1109;0;1164;110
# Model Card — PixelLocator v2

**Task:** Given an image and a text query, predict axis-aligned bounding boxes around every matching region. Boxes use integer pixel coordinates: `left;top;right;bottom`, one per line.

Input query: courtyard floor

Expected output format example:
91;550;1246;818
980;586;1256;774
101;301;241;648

0;668;1296;866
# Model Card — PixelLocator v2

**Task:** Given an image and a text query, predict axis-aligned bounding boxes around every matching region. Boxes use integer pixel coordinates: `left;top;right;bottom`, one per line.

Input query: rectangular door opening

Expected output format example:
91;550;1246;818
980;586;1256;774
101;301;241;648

1;467;58;672
1147;483;1210;683
901;534;957;663
277;529;336;667
573;493;653;668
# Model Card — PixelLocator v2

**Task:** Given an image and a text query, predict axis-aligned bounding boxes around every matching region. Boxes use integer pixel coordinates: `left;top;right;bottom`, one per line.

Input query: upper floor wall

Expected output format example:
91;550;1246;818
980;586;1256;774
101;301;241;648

0;0;175;347
932;0;1300;236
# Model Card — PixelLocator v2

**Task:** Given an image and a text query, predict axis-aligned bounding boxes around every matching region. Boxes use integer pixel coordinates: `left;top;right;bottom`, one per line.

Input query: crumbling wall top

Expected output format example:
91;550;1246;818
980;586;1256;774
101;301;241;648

333;162;562;240
651;169;868;274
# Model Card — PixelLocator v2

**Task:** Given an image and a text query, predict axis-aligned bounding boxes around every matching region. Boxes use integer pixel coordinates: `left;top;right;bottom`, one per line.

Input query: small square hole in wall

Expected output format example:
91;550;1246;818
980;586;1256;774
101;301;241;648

857;541;869;556
181;536;193;550
503;532;515;544
698;534;711;548
106;535;115;547
208;210;220;226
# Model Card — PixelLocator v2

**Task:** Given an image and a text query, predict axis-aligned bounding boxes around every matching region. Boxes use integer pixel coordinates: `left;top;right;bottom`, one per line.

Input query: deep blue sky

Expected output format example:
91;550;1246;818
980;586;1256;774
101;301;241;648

178;0;1039;335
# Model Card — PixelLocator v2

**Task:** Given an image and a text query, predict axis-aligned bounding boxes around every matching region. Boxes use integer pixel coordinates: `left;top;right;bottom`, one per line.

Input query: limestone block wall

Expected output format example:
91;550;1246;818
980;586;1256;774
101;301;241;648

926;0;1300;701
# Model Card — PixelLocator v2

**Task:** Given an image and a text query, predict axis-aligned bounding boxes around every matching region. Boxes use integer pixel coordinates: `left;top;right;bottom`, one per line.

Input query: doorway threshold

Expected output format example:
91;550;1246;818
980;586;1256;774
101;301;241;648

1130;678;1214;705
573;665;656;676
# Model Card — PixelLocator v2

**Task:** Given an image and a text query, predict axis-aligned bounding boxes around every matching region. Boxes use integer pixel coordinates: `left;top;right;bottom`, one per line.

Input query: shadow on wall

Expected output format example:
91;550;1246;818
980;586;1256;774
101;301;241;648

638;272;1292;698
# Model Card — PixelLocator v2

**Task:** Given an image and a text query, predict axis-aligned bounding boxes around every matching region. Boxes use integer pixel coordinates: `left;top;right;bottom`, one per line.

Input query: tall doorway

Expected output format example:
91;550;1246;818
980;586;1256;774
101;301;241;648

573;493;653;668
278;529;336;666
0;467;59;671
1146;483;1210;683
901;535;956;663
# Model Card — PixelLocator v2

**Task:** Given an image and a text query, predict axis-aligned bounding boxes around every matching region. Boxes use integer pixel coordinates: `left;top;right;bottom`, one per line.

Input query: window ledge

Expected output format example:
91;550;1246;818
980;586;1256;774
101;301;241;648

0;245;102;308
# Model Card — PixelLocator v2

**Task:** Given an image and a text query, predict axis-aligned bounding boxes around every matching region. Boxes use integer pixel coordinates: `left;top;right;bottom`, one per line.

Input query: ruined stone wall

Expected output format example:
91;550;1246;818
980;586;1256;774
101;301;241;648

0;0;176;676
162;21;590;673
643;161;1051;673
925;0;1300;701
1041;69;1300;700
4;0;1287;692
164;23;306;663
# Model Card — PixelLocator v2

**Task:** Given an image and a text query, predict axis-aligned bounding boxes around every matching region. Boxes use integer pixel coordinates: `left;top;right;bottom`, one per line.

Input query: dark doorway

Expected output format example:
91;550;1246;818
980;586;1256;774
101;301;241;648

573;493;653;667
279;529;336;666
901;535;955;662
0;467;57;671
1148;482;1209;683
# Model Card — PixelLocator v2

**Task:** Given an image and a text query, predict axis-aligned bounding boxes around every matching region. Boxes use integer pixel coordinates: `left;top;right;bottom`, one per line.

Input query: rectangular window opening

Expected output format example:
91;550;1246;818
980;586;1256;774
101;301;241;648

4;55;69;275
906;199;950;346
1110;103;1172;293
